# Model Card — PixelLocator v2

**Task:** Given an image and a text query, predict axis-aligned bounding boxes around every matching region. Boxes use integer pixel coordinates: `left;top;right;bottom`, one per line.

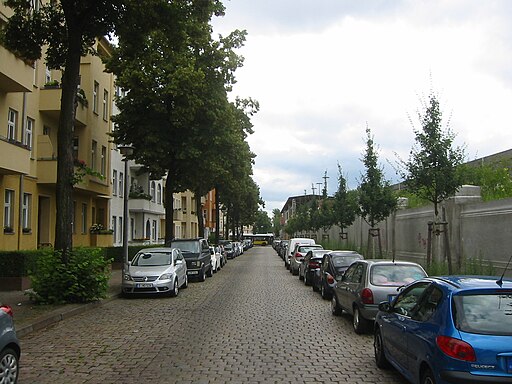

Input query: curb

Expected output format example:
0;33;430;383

16;294;121;339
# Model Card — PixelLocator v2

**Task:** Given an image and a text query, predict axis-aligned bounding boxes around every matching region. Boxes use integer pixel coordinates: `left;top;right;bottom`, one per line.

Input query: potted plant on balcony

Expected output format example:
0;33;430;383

76;88;88;107
129;184;152;200
43;79;60;89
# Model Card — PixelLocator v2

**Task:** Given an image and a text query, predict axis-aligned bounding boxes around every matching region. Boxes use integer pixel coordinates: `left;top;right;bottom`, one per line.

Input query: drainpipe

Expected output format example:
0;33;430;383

17;92;28;250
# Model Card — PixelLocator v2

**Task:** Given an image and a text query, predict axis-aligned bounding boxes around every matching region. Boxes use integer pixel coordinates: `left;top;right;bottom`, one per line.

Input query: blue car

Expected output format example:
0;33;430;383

374;275;512;384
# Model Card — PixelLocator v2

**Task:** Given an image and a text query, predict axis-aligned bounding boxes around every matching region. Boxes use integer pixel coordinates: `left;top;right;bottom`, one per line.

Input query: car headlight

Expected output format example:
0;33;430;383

191;261;201;267
123;273;132;281
159;273;173;280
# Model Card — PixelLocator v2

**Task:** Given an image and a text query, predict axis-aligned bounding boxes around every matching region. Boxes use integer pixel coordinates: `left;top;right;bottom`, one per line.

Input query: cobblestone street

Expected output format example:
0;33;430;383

18;247;408;383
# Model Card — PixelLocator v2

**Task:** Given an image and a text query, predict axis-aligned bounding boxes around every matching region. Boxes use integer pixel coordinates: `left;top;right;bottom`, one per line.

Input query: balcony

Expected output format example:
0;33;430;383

36;158;57;184
39;87;88;127
173;209;183;221
0;138;31;175
0;46;33;93
129;198;165;215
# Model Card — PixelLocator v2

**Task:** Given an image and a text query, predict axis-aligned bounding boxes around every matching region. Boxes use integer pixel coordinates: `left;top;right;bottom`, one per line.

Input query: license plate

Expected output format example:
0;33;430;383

135;283;153;288
508;358;512;373
188;271;198;275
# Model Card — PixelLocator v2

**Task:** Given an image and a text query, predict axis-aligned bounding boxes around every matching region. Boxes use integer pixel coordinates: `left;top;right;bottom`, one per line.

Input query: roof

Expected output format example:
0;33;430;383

432;275;512;290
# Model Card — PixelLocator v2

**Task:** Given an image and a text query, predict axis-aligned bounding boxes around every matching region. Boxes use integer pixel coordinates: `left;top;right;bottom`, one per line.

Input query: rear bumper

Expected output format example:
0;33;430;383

441;370;512;383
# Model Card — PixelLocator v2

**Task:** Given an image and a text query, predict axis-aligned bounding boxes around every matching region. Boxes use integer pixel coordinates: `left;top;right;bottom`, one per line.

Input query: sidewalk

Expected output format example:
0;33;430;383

0;269;122;338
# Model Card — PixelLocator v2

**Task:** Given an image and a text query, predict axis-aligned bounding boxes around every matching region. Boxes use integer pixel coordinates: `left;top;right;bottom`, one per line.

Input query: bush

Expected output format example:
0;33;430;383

29;247;112;304
0;250;38;277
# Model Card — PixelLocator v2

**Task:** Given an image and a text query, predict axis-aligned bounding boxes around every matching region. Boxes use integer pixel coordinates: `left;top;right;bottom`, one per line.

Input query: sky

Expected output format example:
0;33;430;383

211;0;512;215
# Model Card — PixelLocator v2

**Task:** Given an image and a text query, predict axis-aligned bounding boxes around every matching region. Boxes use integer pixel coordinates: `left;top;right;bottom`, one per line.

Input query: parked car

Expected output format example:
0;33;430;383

209;246;222;273
222;241;236;259
290;243;323;276
215;244;227;267
285;238;315;269
331;260;427;334
278;240;289;260
313;251;364;300
0;304;20;384
170;238;212;281
299;249;331;285
122;247;188;296
374;275;512;384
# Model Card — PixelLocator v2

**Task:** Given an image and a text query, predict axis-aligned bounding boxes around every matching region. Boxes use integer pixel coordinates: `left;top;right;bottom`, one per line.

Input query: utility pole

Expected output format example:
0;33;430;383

311;183;316;195
322;170;329;196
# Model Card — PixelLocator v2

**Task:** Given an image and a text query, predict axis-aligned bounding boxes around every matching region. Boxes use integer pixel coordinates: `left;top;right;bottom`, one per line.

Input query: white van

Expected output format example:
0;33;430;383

285;237;316;270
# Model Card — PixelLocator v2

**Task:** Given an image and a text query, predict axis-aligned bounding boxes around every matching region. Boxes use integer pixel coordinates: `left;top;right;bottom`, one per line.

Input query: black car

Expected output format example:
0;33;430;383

170;238;212;281
299;249;331;285
313;251;363;299
219;240;235;259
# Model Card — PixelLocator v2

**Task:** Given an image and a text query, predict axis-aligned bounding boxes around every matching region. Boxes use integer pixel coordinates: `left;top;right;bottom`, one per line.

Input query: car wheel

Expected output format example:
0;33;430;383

421;369;436;384
374;329;390;369
299;269;303;280
321;284;332;300
304;273;309;285
331;296;342;316
0;347;19;384
353;306;370;334
207;265;213;278
170;279;179;297
182;275;188;289
312;282;319;292
199;268;206;282
292;266;298;276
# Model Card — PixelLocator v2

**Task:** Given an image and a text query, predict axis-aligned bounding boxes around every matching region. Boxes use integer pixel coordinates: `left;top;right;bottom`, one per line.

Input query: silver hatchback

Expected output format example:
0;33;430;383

0;304;20;383
122;248;188;296
331;259;427;334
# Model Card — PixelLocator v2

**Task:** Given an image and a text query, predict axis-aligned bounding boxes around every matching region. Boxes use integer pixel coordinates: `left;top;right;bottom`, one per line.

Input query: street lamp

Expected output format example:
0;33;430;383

118;145;133;270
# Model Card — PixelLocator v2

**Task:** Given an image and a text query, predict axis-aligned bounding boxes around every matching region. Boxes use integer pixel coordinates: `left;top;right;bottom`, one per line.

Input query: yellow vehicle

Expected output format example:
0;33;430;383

244;233;274;246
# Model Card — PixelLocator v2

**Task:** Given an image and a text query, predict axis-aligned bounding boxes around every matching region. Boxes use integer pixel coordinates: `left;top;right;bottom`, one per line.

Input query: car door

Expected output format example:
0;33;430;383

344;263;364;313
337;263;358;310
379;282;431;374
174;249;186;285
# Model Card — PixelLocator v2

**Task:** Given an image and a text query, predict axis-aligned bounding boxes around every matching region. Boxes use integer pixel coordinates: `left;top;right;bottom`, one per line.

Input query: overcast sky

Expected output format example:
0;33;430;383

212;0;512;215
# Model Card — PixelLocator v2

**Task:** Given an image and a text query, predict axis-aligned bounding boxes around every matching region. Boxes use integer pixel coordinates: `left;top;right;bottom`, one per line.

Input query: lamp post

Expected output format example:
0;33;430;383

118;145;134;269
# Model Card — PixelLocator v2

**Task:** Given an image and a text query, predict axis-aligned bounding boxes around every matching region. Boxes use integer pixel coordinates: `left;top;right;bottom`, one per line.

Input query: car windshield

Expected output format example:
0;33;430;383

224;244;233;250
370;264;426;286
453;293;512;336
172;241;199;253
298;245;321;253
132;252;171;266
332;255;361;267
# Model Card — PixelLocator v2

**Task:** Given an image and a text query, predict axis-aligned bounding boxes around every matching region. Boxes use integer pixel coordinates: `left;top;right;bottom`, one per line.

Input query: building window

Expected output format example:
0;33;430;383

119;172;124;198
152;220;157;240
93;81;99;113
130;218;134;240
7;109;17;141
73;137;79;160
103;90;108;121
157;184;162;204
91;140;97;170
22;193;32;230
4;190;15;231
44;66;51;84
150;181;156;202
81;203;87;234
24;117;34;149
112;216;117;243
101;145;106;176
113;170;118;196
43;125;50;136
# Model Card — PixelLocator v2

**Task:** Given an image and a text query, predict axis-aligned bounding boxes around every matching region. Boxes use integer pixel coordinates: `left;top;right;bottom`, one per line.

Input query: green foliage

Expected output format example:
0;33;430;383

358;126;397;228
332;164;359;230
462;160;512;201
272;209;282;237
0;251;38;277
394;190;431;209
29;248;112;304
253;210;272;234
426;255;495;276
401;92;465;216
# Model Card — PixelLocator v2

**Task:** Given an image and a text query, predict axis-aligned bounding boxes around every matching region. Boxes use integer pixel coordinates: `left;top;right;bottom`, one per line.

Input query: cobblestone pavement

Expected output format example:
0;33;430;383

18;247;408;384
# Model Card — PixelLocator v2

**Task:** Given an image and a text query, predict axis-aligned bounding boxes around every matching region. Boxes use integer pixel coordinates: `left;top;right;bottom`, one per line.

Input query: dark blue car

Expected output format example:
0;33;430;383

374;275;512;384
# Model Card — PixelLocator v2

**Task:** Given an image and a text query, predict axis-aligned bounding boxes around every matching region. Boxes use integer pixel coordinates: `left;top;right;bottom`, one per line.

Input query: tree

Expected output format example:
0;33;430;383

272;209;282;237
332;164;359;238
2;0;126;255
358;126;397;257
401;92;465;269
253;210;272;234
402;92;465;217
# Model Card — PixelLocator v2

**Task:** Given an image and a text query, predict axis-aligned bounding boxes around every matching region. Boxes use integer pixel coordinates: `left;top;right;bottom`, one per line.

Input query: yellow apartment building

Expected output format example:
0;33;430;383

1;3;114;250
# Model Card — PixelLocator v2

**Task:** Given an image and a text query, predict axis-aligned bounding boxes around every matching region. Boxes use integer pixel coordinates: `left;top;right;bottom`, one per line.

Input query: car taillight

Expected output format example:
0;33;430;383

361;288;374;304
326;274;335;284
0;305;13;318
436;336;476;362
309;261;320;269
294;252;302;259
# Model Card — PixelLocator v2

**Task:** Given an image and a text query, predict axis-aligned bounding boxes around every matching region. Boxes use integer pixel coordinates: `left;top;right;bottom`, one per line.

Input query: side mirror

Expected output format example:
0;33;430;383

378;301;391;312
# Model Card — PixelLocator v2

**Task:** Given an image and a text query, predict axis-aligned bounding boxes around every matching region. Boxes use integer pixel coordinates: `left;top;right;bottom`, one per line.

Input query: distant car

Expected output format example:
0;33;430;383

290;243;323;276
122;248;188;296
215;244;227;267
0;304;20;383
299;249;331;285
331;260;427;334
374;275;512;384
313;251;364;300
285;238;315;269
278;240;289;260
171;238;213;281
222;242;236;259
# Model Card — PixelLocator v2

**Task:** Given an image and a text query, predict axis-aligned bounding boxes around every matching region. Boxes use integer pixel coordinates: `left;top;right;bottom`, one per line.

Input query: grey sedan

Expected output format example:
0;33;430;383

0;304;20;383
331;259;427;334
122;248;188;297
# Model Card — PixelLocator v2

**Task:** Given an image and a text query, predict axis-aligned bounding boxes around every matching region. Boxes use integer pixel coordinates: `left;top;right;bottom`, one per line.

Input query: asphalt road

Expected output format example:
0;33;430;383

18;246;409;384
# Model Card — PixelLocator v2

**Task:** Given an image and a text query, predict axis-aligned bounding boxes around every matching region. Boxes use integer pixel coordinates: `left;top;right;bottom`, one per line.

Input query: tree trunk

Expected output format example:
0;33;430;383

54;30;82;258
196;191;204;238
164;175;175;244
215;188;220;244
